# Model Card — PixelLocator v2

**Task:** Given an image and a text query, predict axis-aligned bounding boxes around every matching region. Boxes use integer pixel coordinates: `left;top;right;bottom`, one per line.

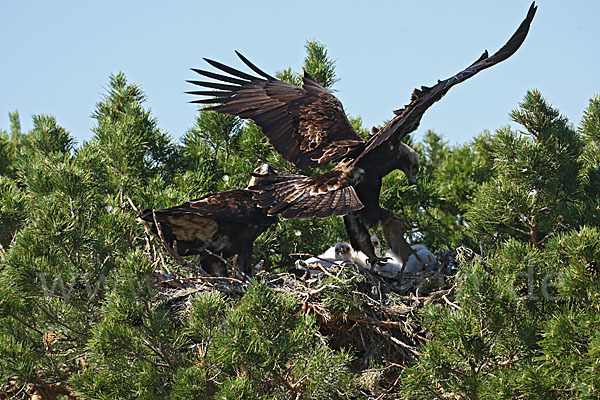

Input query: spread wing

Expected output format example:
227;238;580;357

250;161;364;220
354;1;537;164
187;52;365;170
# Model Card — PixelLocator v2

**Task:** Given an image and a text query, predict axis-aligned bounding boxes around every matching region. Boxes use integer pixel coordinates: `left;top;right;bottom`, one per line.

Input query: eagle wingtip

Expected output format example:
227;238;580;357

526;1;537;22
235;50;275;80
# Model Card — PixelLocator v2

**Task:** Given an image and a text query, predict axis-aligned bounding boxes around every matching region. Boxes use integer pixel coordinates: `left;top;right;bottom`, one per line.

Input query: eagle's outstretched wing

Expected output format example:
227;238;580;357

187;52;364;170
354;1;537;164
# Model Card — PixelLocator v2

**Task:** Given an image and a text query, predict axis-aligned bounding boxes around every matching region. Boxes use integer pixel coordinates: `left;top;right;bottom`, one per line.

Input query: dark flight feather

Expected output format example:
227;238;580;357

190;69;249;85
189;54;364;171
249;161;364;219
235;50;276;80
354;2;537;164
203;57;259;81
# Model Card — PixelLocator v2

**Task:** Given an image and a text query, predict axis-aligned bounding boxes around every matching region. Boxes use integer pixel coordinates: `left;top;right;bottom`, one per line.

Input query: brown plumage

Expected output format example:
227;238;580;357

141;189;277;276
250;160;364;219
188;56;364;171
187;3;536;264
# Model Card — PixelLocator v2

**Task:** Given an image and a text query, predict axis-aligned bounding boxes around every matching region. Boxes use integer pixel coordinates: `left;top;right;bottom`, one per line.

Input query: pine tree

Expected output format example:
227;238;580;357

579;95;600;225
0;111;22;178
398;91;600;399
466;90;587;248
0;114;116;397
90;72;180;205
276;40;338;91
3;32;598;399
379;129;497;250
0;44;363;399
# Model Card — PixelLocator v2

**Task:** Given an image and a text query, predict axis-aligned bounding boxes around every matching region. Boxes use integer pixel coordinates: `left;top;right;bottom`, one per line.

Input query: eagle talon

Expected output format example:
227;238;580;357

368;256;391;266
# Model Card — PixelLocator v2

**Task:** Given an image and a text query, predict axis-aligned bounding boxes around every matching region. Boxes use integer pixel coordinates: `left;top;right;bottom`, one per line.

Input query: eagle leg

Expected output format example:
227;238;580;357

343;214;388;266
236;245;253;276
379;208;417;267
199;253;228;277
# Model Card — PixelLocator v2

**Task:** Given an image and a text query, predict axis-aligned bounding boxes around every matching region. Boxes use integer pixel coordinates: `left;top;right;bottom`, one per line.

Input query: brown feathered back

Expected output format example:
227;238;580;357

141;190;276;275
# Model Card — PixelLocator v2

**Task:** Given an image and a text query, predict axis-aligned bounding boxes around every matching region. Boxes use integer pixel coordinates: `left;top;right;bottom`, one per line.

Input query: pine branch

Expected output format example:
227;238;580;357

373;326;419;357
125;349;171;369
37;304;88;337
142;338;177;370
3;307;44;336
127;196;212;277
442;294;462;310
202;248;237;276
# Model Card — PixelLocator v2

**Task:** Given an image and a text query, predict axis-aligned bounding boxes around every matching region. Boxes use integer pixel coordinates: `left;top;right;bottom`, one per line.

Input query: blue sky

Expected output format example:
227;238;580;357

1;1;598;146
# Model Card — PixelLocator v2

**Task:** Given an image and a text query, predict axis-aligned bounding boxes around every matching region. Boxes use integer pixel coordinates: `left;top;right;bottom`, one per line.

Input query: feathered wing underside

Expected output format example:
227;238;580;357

355;1;537;163
187;52;364;170
250;162;364;220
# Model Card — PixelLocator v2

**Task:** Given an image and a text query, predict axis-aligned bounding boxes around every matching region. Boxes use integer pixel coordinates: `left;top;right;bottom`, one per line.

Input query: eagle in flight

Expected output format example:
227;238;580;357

187;3;536;264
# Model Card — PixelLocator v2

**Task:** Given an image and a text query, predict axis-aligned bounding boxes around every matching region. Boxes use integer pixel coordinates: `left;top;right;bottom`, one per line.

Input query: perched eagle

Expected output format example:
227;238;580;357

187;3;536;264
141;164;279;276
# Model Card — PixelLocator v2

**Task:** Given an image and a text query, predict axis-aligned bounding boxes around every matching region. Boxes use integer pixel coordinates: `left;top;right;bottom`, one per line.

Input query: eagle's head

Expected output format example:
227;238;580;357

334;242;353;262
247;160;276;188
397;143;419;185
